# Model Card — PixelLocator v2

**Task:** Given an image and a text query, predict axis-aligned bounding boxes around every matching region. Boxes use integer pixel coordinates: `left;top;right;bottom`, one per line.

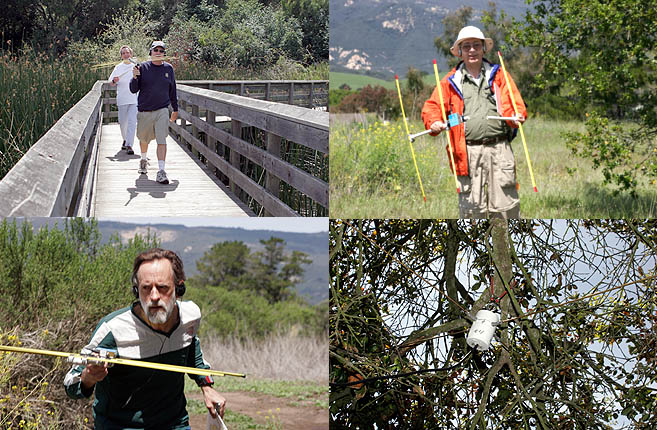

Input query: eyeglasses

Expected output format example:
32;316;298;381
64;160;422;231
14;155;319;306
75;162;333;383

153;48;165;53
461;42;483;52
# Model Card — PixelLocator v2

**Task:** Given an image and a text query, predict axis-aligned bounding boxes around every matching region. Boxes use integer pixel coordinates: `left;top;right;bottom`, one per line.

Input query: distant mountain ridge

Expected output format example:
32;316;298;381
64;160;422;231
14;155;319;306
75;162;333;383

24;219;328;305
330;0;528;77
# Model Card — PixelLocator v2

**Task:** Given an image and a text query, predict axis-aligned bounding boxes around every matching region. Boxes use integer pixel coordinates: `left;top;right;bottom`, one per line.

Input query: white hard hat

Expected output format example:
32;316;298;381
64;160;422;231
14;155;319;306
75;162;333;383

450;26;494;57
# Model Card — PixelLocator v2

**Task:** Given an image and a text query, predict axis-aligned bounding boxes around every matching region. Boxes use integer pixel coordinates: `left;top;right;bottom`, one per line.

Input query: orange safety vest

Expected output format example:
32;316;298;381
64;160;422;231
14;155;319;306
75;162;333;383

421;59;528;177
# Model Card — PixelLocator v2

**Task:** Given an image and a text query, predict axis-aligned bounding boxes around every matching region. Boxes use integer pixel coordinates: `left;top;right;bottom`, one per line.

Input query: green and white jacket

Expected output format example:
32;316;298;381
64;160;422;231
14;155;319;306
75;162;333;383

64;300;211;430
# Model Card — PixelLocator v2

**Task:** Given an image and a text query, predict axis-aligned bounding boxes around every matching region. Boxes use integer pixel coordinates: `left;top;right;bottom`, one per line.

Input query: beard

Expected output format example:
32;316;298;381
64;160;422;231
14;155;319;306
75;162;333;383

141;295;176;325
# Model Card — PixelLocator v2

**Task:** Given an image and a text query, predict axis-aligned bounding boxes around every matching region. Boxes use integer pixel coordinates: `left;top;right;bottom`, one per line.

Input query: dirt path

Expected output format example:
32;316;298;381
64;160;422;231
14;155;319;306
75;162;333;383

187;391;328;430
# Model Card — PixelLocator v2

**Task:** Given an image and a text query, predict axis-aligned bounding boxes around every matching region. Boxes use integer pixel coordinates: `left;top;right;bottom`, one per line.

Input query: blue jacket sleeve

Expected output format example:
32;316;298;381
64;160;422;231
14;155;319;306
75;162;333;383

130;74;140;94
169;67;178;112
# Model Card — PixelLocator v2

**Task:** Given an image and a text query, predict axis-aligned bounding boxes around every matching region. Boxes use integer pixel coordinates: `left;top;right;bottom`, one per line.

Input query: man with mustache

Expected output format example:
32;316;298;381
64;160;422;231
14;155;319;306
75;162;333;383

64;248;225;429
422;26;527;219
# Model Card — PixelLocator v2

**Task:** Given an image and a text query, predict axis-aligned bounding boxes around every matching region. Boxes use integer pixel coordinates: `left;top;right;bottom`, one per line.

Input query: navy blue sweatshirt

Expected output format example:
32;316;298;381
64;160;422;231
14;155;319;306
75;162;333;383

130;61;178;112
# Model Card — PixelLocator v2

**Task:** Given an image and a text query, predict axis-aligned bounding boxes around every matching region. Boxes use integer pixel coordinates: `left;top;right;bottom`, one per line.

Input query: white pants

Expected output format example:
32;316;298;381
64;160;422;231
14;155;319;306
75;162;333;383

118;104;137;147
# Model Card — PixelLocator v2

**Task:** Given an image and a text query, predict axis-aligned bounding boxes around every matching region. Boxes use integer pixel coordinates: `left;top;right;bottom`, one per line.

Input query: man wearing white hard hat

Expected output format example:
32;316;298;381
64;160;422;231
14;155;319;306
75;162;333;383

422;26;527;219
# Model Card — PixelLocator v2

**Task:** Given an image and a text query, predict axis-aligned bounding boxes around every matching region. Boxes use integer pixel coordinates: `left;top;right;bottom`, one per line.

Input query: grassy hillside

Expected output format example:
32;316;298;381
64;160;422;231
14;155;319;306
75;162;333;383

331;70;437;91
330;117;657;218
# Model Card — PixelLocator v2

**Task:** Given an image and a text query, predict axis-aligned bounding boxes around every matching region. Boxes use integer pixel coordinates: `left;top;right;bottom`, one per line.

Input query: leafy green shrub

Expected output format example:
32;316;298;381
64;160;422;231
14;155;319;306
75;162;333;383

188;284;324;339
68;10;155;67
0;218;159;329
168;0;303;69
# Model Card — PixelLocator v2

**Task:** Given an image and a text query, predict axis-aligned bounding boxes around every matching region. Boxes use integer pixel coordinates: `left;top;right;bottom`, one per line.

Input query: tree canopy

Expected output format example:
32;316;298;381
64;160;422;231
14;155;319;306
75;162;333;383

330;219;657;429
191;236;311;304
510;0;657;193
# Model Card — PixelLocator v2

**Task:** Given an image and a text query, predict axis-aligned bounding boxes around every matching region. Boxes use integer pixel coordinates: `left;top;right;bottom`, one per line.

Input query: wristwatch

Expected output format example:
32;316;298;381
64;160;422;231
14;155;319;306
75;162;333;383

197;375;214;387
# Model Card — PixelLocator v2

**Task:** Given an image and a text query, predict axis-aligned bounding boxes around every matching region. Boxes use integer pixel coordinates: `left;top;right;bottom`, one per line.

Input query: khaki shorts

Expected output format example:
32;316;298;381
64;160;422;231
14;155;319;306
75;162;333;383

457;139;520;219
136;107;169;145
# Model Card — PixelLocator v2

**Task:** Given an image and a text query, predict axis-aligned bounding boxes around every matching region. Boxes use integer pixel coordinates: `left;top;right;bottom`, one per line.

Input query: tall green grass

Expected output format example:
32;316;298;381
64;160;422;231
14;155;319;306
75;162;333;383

330;70;434;90
330;117;657;218
0;48;106;179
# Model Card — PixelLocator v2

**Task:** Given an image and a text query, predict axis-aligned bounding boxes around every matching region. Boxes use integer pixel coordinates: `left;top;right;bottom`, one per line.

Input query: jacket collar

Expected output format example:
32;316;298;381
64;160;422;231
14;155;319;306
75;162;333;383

447;58;500;99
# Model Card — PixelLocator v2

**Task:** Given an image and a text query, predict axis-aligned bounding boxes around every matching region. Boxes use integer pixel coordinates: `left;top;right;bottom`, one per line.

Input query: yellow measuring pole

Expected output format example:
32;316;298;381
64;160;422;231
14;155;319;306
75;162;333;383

497;51;538;192
433;59;460;194
395;74;427;202
0;344;246;378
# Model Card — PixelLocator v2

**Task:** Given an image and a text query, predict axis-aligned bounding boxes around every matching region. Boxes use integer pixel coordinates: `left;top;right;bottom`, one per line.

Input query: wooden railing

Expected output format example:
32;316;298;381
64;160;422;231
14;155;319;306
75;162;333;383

0;80;328;217
0;81;104;217
171;84;328;216
101;80;328;123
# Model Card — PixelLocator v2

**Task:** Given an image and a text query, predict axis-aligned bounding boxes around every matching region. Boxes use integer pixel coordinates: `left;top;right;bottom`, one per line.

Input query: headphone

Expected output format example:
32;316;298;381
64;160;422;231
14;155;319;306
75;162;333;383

131;274;186;298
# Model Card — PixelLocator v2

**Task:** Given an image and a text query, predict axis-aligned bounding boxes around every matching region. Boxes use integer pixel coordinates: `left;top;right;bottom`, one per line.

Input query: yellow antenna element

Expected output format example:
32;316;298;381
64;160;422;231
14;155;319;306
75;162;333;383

497;51;538;192
433;59;460;194
0;344;246;378
92;56;180;70
395;73;427;202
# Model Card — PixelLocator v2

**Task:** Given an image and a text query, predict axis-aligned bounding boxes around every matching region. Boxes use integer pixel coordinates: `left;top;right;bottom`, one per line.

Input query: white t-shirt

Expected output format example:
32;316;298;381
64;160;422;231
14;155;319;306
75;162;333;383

109;62;138;106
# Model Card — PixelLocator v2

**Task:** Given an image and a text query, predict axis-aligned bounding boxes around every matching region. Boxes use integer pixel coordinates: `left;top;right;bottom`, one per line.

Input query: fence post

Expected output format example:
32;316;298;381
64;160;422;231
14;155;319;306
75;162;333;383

103;89;110;124
288;82;295;105
265;132;282;216
191;104;199;157
309;82;314;109
230;119;242;195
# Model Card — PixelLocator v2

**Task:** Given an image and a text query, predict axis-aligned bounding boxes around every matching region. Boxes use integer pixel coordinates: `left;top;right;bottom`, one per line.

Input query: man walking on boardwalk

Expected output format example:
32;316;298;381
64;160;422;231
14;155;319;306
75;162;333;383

109;45;138;155
422;26;527;219
130;41;178;185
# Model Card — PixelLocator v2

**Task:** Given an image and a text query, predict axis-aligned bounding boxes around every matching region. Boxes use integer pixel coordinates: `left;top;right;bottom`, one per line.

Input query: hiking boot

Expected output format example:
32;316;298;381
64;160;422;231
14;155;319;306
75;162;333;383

156;170;169;184
121;140;128;150
126;146;134;155
138;159;148;174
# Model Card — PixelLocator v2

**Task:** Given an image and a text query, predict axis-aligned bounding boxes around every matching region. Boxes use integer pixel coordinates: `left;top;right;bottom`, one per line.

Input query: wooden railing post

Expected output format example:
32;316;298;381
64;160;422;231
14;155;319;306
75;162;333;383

103;88;111;123
288;82;295;105
265;132;282;216
191;104;199;157
230;119;242;195
265;82;271;101
179;100;188;147
309;82;314;109
206;109;218;176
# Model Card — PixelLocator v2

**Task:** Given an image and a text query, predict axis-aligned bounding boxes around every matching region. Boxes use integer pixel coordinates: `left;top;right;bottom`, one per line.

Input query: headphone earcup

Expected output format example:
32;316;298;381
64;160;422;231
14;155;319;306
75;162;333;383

132;285;139;298
176;282;186;297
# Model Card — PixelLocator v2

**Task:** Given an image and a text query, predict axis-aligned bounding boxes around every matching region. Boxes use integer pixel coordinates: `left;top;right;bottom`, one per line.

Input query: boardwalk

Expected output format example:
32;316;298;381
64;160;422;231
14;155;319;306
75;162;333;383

93;124;252;217
0;80;328;217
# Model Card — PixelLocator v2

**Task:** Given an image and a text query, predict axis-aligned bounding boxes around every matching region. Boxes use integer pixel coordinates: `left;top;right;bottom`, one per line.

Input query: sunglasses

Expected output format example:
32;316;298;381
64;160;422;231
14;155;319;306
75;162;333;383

153;48;165;53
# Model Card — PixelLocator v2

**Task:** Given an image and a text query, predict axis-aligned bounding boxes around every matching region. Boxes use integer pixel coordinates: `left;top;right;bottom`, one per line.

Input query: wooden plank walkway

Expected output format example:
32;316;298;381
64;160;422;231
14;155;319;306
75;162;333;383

93;123;253;217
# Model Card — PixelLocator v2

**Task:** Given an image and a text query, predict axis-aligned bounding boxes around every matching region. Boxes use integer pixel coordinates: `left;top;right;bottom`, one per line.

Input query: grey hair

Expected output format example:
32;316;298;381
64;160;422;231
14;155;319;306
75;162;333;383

119;45;133;56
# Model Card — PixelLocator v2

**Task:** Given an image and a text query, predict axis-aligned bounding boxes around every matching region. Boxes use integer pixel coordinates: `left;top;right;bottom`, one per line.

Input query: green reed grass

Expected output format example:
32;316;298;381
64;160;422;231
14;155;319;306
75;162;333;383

330;117;657;218
0;47;106;179
173;59;328;81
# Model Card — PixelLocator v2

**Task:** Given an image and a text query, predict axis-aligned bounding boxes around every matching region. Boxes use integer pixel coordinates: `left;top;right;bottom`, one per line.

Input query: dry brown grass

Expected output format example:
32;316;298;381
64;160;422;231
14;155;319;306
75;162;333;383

201;332;327;383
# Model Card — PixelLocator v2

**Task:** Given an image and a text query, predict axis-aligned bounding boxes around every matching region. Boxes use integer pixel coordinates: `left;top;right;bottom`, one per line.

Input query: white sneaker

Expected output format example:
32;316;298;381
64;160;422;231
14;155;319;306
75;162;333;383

156;170;169;184
138;159;148;174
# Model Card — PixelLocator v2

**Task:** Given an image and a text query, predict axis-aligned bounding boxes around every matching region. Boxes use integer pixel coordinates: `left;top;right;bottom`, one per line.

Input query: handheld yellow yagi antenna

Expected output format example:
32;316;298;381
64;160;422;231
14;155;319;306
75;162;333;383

91;56;181;70
0;344;246;378
395;73;427;202
433;58;460;194
497;50;538;192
